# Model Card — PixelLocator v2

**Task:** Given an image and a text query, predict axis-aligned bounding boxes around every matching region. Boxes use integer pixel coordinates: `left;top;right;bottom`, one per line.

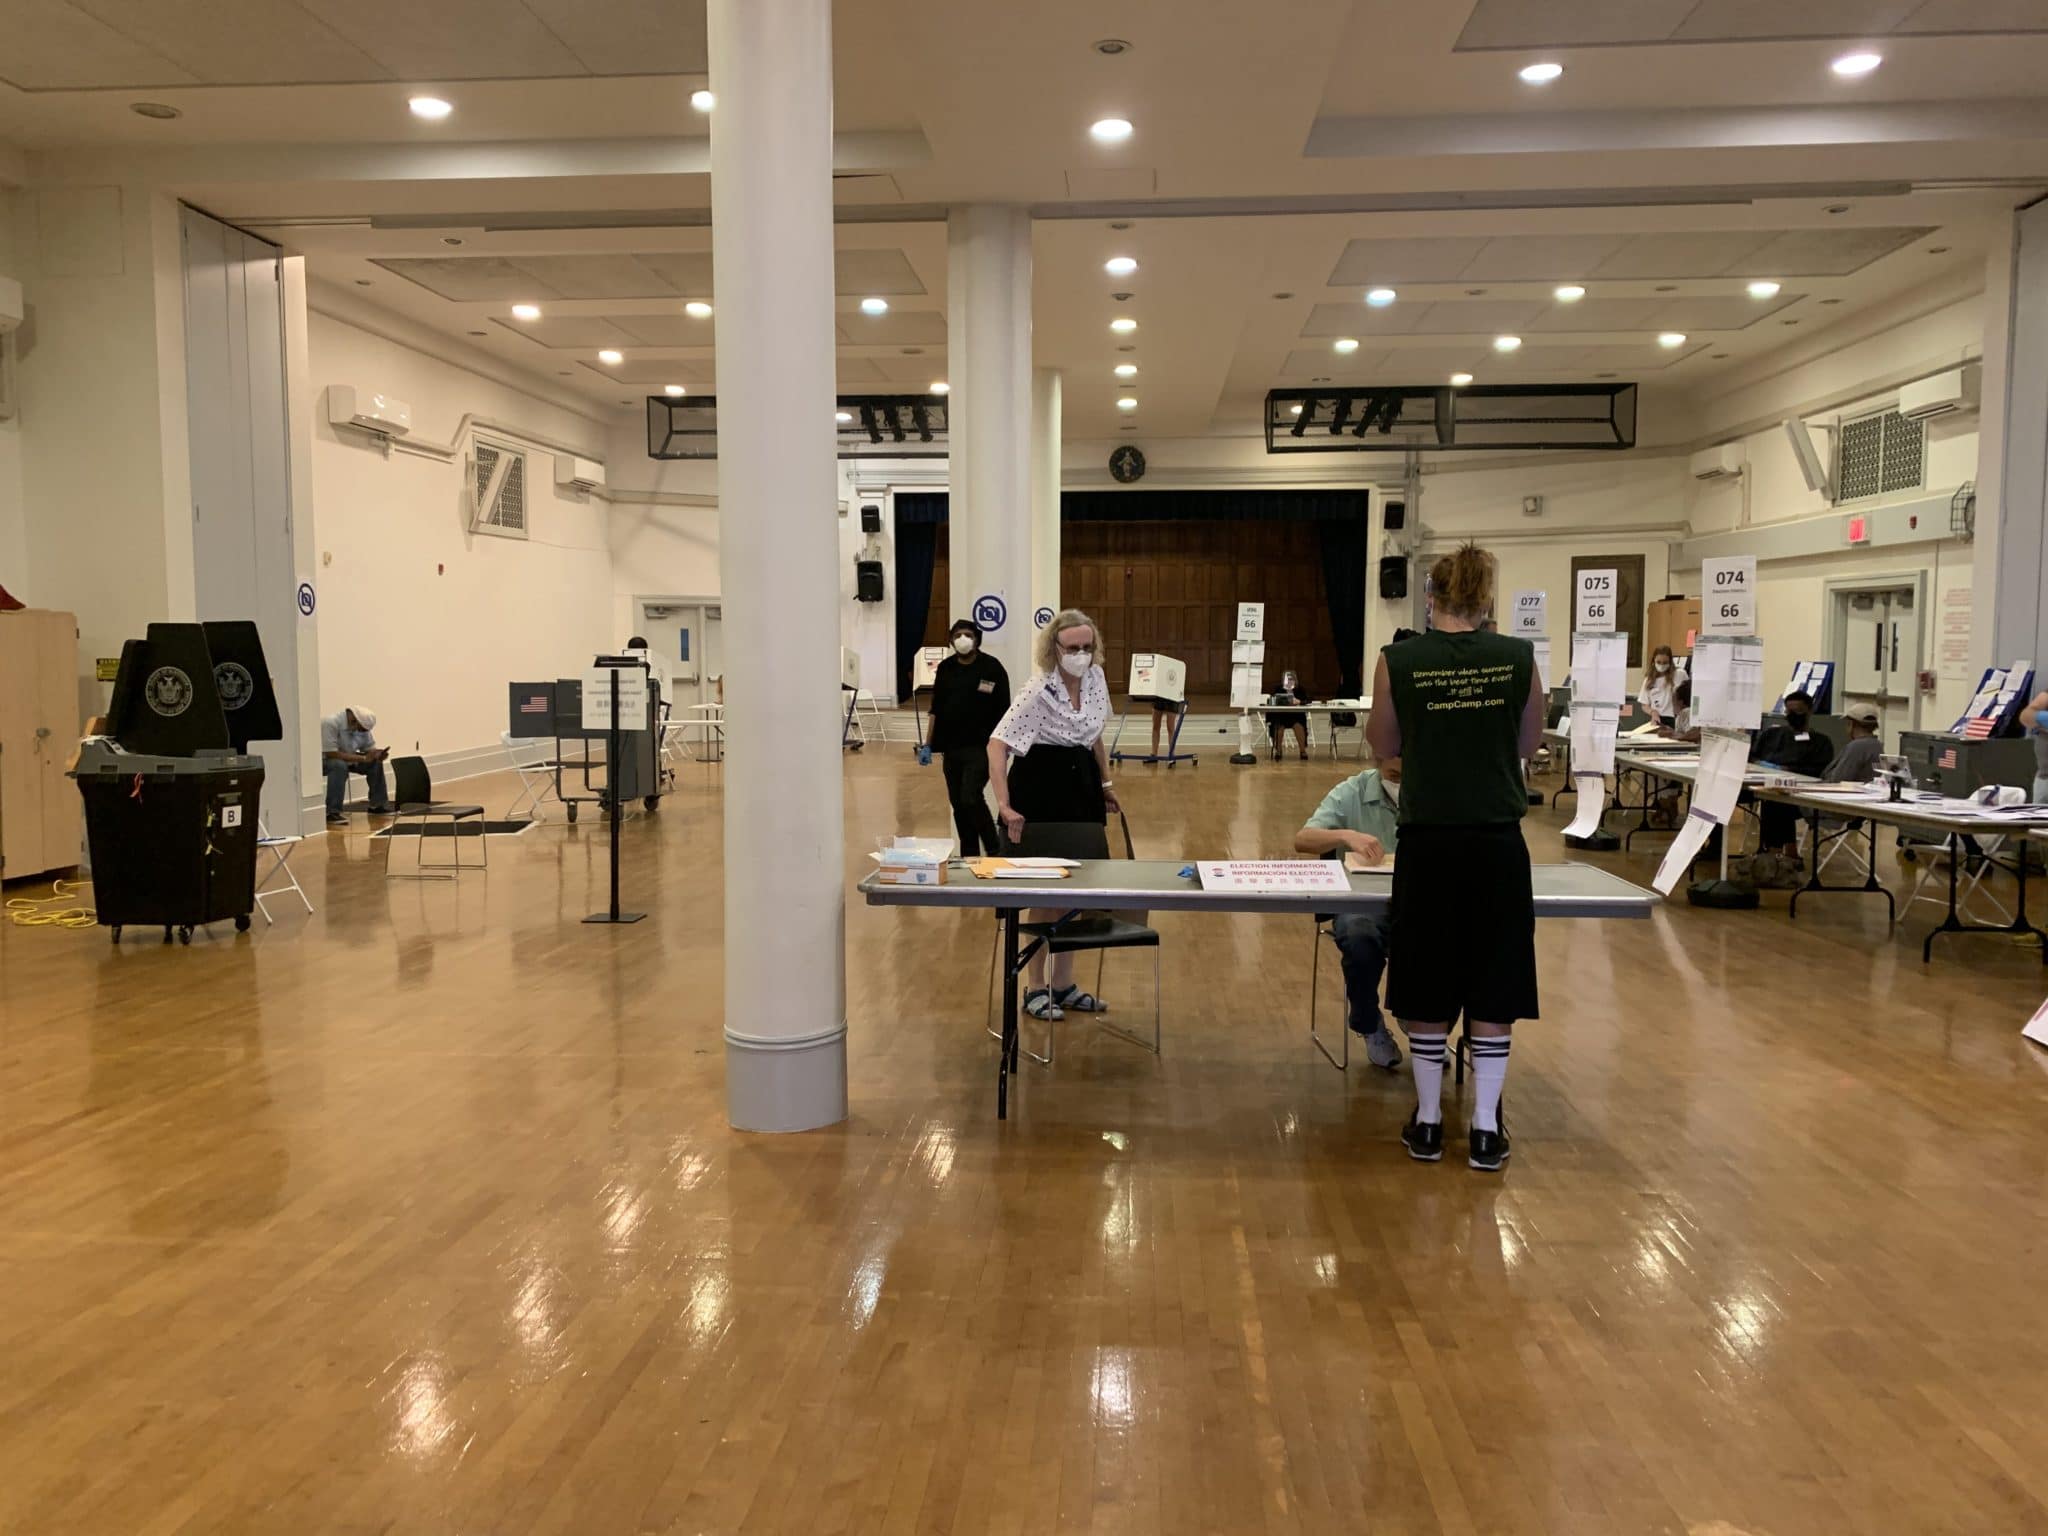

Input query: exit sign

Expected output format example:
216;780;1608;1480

1845;514;1870;545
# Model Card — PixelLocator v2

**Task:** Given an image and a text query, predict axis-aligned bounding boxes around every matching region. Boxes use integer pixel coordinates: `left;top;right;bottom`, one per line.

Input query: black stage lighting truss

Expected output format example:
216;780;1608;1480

1263;382;1637;453
647;393;951;460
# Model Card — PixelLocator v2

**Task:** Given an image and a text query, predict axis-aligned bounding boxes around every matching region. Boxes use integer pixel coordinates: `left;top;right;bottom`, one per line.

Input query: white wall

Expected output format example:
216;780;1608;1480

603;413;719;640
0;188;24;597
306;295;618;771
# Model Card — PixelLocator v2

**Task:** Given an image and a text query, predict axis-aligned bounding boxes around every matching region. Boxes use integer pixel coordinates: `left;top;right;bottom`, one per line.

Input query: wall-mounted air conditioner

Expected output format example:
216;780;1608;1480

326;384;412;437
553;454;606;492
1689;444;1744;482
1898;365;1980;423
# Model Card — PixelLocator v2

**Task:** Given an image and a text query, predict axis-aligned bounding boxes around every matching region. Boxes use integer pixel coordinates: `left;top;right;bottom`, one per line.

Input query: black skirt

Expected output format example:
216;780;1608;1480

1002;744;1110;860
1384;822;1539;1025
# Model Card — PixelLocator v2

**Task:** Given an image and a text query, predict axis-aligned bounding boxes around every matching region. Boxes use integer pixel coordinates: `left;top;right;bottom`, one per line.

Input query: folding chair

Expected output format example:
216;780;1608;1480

983;812;1162;1067
502;731;559;823
253;818;312;922
1904;832;2013;923
385;756;488;879
1809;815;1871;882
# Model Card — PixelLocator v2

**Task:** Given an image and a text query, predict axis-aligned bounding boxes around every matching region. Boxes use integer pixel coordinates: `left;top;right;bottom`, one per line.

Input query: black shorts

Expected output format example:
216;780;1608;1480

1384;822;1539;1025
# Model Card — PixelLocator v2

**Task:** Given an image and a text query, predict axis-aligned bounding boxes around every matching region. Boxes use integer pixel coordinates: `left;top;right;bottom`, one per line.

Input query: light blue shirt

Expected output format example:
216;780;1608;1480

320;711;376;757
1305;769;1401;854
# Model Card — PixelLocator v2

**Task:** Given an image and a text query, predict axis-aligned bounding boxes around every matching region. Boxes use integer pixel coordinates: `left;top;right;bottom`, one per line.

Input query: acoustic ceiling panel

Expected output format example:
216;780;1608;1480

507;254;680;300
1899;0;2048;32
636;254;718;296
1519;297;1672;331
578;359;716;387
835;311;948;345
834;248;930;297
602;314;716;347
1327;237;1490;287
1726;226;1934;276
374;256;555;302
1454;0;2047;47
489;315;643;349
299;0;593;81
64;0;381;84
1588;231;1781;279
1457;234;1632;281
522;0;707;75
1455;0;1698;48
1672;1;1930;42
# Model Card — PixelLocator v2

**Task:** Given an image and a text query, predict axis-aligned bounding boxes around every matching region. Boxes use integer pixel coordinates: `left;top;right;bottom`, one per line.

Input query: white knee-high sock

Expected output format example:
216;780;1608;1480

1407;1031;1448;1125
1470;1032;1511;1132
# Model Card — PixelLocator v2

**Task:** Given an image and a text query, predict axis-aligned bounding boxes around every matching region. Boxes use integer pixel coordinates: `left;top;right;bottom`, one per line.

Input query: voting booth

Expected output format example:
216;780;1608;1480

1127;653;1187;706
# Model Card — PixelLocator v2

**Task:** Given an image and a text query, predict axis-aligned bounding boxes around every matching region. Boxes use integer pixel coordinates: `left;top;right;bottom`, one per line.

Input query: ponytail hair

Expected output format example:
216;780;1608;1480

1428;543;1496;623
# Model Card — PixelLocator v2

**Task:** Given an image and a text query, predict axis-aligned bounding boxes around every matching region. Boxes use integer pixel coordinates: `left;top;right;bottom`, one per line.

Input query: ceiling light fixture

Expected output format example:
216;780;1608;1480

1493;335;1522;352
691;89;715;111
1117;396;1138;411
130;101;180;120
860;297;888;315
1110;317;1138;333
929;380;949;394
408;95;453;120
1090;117;1134;143
1114;363;1137;378
1747;281;1781;299
1333;337;1359;354
511;303;541;320
441;236;463;246
1658;332;1687;348
1518;61;1564;84
1450;372;1474;386
665;384;685;396
1365;287;1397;307
685;300;713;318
1105;255;1138;277
598;349;623;364
1554;284;1586;302
1094;38;1131;56
1831;51;1882;77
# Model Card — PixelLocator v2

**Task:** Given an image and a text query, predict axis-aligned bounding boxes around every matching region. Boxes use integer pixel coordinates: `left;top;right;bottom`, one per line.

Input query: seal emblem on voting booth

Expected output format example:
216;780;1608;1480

214;661;255;713
144;666;195;717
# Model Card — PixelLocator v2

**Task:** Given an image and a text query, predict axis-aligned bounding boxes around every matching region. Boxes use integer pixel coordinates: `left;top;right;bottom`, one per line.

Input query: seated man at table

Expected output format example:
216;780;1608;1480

1749;688;1838;880
321;705;393;825
1293;761;1403;1070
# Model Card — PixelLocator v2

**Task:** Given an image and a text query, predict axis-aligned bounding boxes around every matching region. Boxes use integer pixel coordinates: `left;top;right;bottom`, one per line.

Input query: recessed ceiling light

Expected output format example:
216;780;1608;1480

408;96;452;120
511;303;541;320
1493;335;1522;352
1090;117;1134;143
929;380;949;394
1465;289;1488;296
1109;221;1132;231
1711;354;1729;360
1333;338;1359;354
619;399;632;406
1105;255;1138;277
1658;332;1687;348
1596;372;1620;379
1831;51;1882;77
1826;204;1851;215
1110;291;1133;302
1519;61;1564;84
598;349;623;364
665;384;685;396
1289;404;1304;416
1782;319;1801;326
1114;363;1137;378
1272;291;1294;301
835;410;853;424
1819;298;1842;306
859;297;888;316
1365;287;1397;307
1450;372;1474;386
1928;246;1951;255
1312;376;1331;384
691;89;715;111
1554;284;1586;302
1094;38;1131;56
1654;285;1678;293
466;329;486;337
685;300;713;318
1747;281;1781;299
1117;396;1138;411
1110;317;1138;333
441;236;464;247
130;101;180;120
354;278;373;286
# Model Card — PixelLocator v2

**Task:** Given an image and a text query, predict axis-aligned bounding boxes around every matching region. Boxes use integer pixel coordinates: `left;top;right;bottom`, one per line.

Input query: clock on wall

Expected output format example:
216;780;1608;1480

1109;445;1146;484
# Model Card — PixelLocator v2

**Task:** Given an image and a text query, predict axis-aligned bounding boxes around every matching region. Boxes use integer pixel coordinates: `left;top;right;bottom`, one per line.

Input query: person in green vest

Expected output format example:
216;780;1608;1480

1365;544;1546;1173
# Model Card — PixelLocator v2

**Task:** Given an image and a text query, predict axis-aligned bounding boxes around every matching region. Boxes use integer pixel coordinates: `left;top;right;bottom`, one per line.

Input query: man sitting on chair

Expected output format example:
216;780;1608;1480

322;706;394;825
1293;760;1404;1070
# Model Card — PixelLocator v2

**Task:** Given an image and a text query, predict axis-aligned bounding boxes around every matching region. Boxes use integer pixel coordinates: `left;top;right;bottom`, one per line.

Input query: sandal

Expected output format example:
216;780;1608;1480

1024;987;1064;1021
1053;984;1106;1014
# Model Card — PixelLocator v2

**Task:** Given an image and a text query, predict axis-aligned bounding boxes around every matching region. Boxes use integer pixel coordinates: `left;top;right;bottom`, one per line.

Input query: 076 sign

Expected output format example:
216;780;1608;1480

1575;569;1616;634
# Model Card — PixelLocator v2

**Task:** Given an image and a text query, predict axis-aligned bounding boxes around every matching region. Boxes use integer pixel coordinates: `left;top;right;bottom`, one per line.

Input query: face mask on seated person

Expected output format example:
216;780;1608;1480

1059;649;1094;678
1655;660;1672;674
953;635;976;655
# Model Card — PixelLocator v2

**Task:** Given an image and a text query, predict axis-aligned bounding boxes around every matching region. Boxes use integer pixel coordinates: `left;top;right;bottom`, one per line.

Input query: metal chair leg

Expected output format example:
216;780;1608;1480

1085;946;1161;1057
984;924;1051;1066
1309;922;1348;1071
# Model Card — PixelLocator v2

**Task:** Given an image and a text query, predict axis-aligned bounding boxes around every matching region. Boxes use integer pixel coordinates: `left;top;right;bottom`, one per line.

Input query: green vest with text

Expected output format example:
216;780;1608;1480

1382;629;1534;826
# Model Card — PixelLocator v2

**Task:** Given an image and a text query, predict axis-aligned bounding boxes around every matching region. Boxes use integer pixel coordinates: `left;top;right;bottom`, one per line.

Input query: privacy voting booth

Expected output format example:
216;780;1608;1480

1111;653;1196;765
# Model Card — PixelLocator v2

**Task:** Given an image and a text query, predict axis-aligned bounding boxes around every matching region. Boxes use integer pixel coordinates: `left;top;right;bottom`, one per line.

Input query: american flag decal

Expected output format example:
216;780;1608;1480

520;694;549;713
1961;719;1997;741
1939;747;1959;768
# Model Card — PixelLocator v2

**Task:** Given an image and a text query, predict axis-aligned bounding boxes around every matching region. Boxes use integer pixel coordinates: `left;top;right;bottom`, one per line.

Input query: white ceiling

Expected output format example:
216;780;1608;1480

2;0;2044;441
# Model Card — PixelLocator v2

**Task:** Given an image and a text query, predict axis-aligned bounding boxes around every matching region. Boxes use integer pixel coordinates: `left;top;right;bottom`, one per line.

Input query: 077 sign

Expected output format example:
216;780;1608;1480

1575;569;1616;634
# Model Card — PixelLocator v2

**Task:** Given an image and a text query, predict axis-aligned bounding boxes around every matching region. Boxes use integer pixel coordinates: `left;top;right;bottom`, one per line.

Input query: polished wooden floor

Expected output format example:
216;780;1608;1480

4;745;2048;1535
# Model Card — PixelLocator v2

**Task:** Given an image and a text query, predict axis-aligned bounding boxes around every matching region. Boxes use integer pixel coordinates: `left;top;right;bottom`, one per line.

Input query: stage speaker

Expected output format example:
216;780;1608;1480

855;559;885;602
1378;556;1408;600
1382;499;1405;531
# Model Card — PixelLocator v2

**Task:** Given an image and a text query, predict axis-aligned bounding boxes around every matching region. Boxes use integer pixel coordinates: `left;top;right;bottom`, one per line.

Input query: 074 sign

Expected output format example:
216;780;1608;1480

1702;556;1755;637
1575;569;1616;634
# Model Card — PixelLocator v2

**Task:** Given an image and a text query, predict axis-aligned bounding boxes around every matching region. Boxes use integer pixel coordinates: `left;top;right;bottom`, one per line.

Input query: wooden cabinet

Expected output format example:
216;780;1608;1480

1647;597;1703;660
0;609;84;881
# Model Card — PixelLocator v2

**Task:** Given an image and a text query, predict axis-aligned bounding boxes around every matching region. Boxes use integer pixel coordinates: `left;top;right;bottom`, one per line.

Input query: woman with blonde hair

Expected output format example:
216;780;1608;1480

1366;544;1545;1172
987;608;1120;1021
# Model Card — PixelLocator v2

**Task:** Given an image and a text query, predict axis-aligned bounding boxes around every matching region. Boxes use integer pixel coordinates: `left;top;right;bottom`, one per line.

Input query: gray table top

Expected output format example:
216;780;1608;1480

1755;784;2048;836
1614;751;1814;786
858;858;1655;918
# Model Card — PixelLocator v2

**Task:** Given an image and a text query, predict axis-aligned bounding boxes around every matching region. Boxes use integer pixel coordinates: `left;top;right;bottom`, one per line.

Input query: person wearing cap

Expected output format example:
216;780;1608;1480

924;620;1010;856
321;706;393;825
1825;703;1884;784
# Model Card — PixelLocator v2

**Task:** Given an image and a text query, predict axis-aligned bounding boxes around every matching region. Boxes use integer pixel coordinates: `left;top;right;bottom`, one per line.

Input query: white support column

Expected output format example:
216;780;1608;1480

947;205;1034;684
1030;367;1062;632
1987;201;2048;669
708;0;847;1132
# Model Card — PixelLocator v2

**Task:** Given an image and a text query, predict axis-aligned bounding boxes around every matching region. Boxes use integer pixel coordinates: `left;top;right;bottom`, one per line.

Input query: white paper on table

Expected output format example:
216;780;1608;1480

2024;996;2048;1050
1653;807;1721;895
1563;775;1608;838
1197;859;1350;894
1692;637;1764;731
1692;732;1751;823
1571;703;1618;775
1570;633;1628;705
1531;635;1552;686
1230;639;1267;664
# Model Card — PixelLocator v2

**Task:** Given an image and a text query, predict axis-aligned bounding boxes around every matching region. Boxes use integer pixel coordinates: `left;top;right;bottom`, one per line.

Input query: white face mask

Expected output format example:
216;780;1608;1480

953;635;976;655
1059;649;1093;678
1656;660;1671;674
1381;776;1401;805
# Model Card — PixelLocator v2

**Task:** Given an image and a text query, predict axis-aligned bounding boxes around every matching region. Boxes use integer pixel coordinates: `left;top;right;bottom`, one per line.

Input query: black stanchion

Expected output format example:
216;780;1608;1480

585;672;646;925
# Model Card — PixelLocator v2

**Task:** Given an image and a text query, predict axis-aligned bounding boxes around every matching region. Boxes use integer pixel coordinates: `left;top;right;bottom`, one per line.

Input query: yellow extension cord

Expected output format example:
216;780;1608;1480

6;878;97;929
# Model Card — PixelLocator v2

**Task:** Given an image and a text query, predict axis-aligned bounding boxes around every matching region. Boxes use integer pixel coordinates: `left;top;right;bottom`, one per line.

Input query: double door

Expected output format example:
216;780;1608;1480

0;609;83;880
1838;585;1921;742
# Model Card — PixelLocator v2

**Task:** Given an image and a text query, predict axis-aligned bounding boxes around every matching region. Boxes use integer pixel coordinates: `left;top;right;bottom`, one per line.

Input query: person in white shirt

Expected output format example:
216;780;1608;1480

321;706;392;824
987;608;1119;1022
1638;644;1684;725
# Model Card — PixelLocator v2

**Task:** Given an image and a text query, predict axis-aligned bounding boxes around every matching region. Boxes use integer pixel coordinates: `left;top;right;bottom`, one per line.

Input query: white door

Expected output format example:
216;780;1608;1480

1837;585;1921;744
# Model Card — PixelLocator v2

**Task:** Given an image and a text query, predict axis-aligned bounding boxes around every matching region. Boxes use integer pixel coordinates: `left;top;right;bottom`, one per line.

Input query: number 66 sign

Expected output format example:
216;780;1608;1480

1575;569;1616;634
1701;556;1756;637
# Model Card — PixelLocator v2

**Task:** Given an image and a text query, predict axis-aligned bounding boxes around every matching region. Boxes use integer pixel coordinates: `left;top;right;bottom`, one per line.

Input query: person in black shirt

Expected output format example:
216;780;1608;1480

1750;688;1836;873
925;619;1010;855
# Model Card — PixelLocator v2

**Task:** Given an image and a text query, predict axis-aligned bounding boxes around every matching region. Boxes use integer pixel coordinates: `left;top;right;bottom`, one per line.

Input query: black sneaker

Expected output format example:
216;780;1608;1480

1399;1114;1444;1162
1468;1124;1512;1172
325;813;349;826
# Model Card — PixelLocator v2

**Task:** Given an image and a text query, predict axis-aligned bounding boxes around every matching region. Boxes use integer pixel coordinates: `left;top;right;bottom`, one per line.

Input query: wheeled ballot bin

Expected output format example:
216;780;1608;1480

70;620;281;945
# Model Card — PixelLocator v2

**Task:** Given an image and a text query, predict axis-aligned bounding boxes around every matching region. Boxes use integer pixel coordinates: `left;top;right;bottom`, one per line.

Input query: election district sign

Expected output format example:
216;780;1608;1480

1197;859;1350;895
1236;602;1266;640
581;667;648;731
1702;556;1756;637
1575;569;1617;634
1511;589;1546;637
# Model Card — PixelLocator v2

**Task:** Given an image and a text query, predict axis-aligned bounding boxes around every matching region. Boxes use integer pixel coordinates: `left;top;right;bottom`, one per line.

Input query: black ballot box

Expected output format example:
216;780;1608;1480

74;743;264;939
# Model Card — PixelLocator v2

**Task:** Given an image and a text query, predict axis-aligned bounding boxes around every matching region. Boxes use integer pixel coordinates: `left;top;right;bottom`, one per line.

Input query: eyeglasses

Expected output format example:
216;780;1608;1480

1057;641;1095;655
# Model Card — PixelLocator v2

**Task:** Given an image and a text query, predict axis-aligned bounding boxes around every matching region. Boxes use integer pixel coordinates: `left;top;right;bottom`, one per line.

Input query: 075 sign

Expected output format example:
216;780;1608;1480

1575;569;1616;634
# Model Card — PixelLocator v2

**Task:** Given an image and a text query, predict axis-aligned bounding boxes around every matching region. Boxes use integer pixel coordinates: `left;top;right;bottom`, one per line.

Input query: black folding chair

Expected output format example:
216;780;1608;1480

386;755;488;879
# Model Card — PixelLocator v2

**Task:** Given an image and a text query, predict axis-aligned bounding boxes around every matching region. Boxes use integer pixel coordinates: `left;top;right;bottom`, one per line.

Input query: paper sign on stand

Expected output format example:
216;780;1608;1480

1512;590;1547;637
1654;808;1722;893
840;647;862;691
1570;704;1619;775
1230;639;1266;664
1575;569;1618;633
1230;667;1262;709
1236;603;1266;640
1690;636;1764;730
1198;859;1350;895
1563;780;1608;839
1701;556;1756;638
581;667;647;731
1570;634;1627;706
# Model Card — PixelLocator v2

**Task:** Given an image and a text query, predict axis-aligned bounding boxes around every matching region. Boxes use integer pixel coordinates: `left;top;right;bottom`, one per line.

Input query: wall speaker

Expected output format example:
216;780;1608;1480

1378;556;1408;600
855;559;885;602
1382;499;1405;531
860;504;882;533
